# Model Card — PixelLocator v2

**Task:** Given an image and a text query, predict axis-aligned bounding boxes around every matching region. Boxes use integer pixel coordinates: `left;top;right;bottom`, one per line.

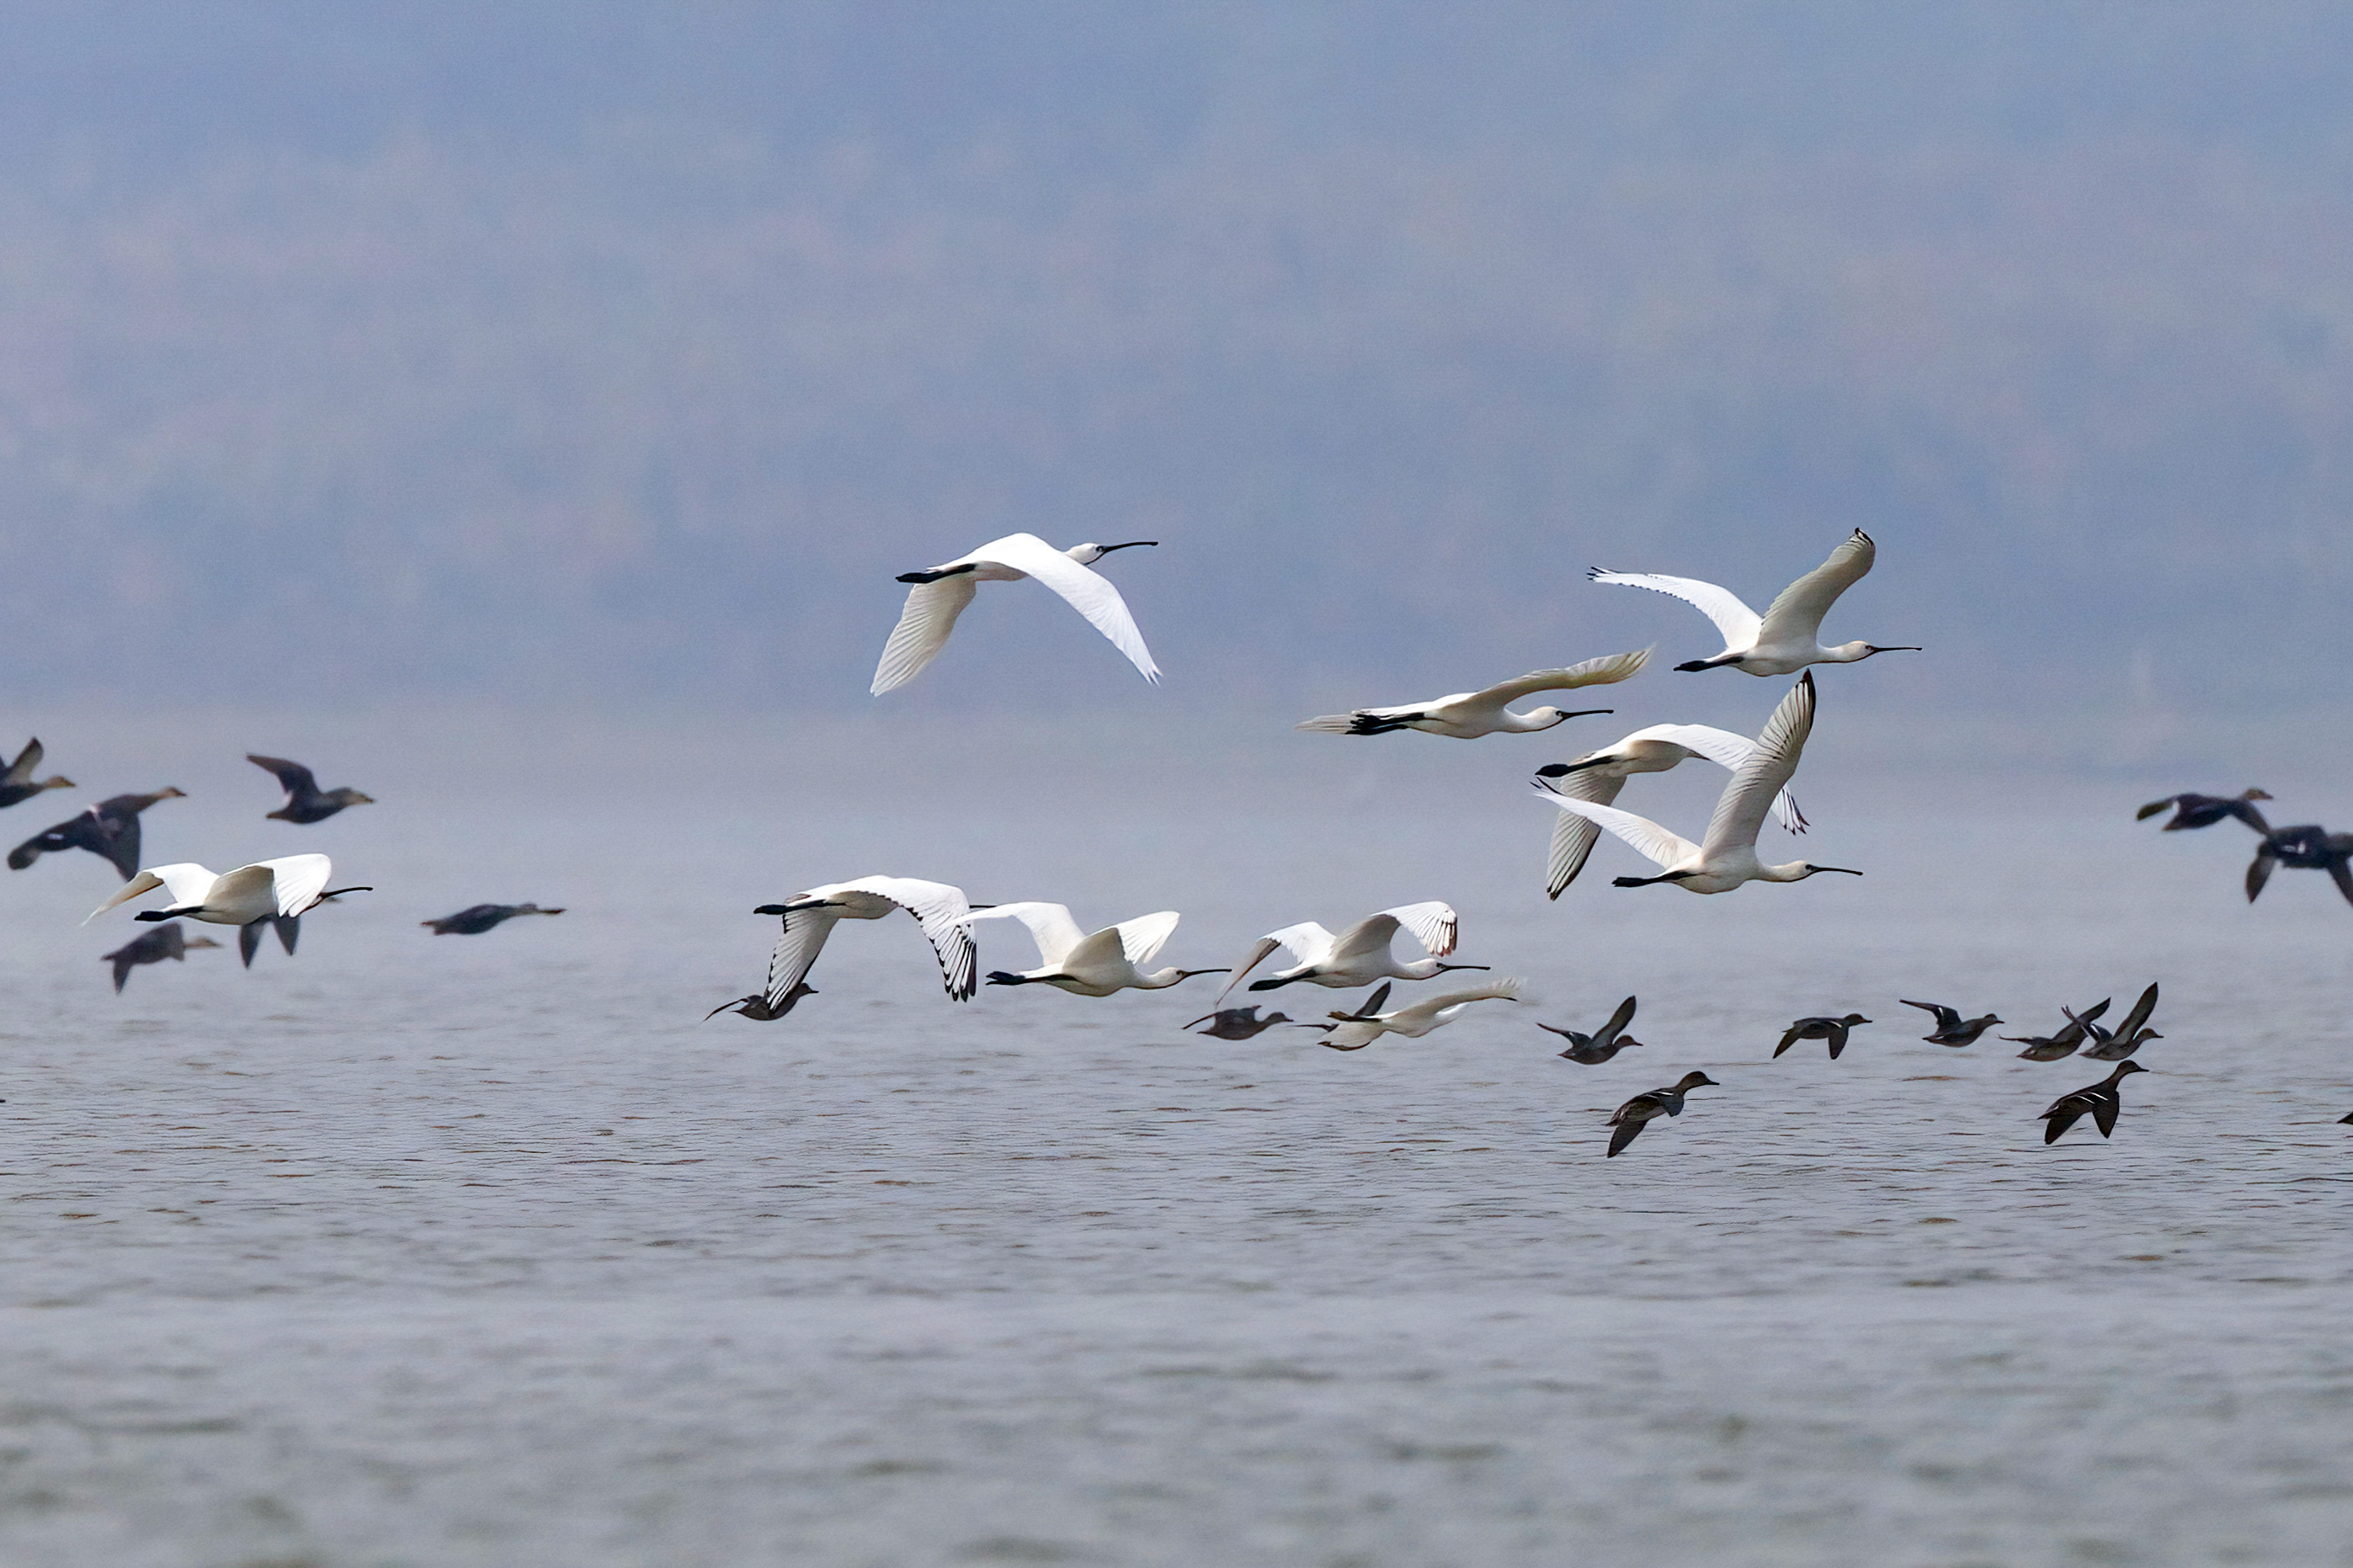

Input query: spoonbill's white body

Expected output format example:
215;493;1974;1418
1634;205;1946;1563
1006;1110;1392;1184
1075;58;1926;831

873;533;1159;694
959;902;1223;996
1307;978;1525;1050
1589;531;1915;675
753;876;979;1007
86;853;367;965
1531;673;1859;895
1535;723;1809;897
1296;648;1649;739
1214;901;1480;1002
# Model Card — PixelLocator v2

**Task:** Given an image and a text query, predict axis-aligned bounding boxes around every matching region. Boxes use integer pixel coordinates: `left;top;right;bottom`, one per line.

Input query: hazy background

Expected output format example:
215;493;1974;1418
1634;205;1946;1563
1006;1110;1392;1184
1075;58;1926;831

0;0;2345;761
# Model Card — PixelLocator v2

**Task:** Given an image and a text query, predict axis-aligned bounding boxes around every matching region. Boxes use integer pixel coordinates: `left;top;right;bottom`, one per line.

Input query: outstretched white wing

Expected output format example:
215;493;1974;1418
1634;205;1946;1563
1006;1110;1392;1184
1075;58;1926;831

1213;921;1334;1003
84;862;217;923
1755;530;1874;646
257;853;333;917
1384;977;1526;1032
968;534;1160;683
765;906;844;1008
1627;724;1809;834
1115;910;1181;967
1473;647;1653;704
958;901;1089;967
1538;771;1626;898
1531;792;1699;872
1701;672;1817;858
1373;900;1457;959
833;874;980;1001
1589;569;1763;653
870;576;980;695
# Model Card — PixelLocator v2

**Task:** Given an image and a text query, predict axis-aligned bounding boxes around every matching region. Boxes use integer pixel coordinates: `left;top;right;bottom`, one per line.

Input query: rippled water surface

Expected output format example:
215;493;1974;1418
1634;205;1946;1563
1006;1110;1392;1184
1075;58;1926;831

0;713;2348;1565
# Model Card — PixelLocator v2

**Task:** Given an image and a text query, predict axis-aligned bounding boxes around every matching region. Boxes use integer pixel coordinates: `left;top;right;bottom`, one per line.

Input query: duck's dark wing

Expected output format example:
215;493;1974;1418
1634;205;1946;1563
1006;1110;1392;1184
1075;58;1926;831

1773;1025;1803;1057
2111;984;2159;1041
1606;1117;1648;1156
2090;1092;2121;1138
89;811;141;880
3;738;40;787
2329;853;2353;908
247;755;320;799
1534;1021;1580;1041
7;816;77;869
1900;999;1959;1029
2247;844;2278;903
2042;1101;2085;1143
1825;1024;1848;1060
2227;799;2273;834
2134;796;2179;821
1598;995;1638;1042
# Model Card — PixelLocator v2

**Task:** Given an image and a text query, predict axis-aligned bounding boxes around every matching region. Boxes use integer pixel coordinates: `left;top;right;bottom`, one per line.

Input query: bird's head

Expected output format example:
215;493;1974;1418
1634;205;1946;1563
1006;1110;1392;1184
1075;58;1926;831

155;787;187;800
1839;1013;1872;1026
1529;707;1613;731
38;775;73;792
1077;539;1158;562
1674;1071;1720;1091
348;791;376;805
2243;788;2276;802
2114;1060;2150;1076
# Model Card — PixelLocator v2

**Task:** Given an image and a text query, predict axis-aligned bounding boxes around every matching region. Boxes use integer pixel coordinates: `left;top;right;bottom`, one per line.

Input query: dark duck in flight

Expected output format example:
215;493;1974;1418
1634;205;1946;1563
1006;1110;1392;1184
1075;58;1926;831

1899;999;2002;1046
248;755;375;823
2245;825;2353;907
8;788;185;880
0;739;74;809
2004;997;2108;1060
100;924;221;993
2074;982;2162;1061
2136;789;2271;833
2039;1060;2148;1145
422;902;564;935
1184;1006;1293;1040
1605;1071;1717;1156
705;982;817;1021
1774;1013;1871;1060
1539;995;1645;1063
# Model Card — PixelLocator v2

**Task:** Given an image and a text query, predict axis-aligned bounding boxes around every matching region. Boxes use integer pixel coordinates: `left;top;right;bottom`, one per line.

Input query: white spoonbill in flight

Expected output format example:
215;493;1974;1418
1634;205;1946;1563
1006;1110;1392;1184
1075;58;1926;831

85;853;372;965
1589;530;1917;675
753;876;980;1006
958;903;1225;996
872;534;1159;694
1296;647;1649;738
1303;978;1525;1051
1213;901;1483;1003
1534;724;1809;898
1531;672;1859;894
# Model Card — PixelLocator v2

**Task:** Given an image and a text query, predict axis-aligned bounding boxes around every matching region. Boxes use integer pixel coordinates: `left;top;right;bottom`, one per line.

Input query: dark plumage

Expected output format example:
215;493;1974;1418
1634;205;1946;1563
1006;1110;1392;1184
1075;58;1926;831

1605;1071;1717;1156
1539;995;1644;1063
2245;825;2353;907
2074;982;2162;1061
2136;789;2272;833
705;983;817;1021
248;754;375;824
0;738;74;809
1184;1006;1292;1039
2040;1060;2148;1144
2004;997;2108;1060
100;924;221;993
8;788;185;880
422;902;565;936
1899;999;2001;1046
1773;1013;1871;1060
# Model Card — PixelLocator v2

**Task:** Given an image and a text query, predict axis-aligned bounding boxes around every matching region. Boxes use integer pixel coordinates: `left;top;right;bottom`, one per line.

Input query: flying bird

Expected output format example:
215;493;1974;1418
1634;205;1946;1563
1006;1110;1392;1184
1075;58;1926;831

85;853;372;967
1605;1071;1719;1156
872;534;1159;694
0;739;73;809
753;876;979;1010
1589;530;1916;675
1302;978;1525;1050
959;902;1223;997
1183;1006;1293;1040
2245;825;2353;907
1214;901;1478;1002
9;788;185;880
248;755;375;823
99;924;221;994
1295;648;1647;739
2004;998;2109;1061
1531;673;1858;894
1773;1013;1872;1060
705;982;817;1021
2072;983;2162;1061
422;902;565;935
1898;1000;2003;1047
2136;789;2272;834
1538;995;1644;1063
2039;1060;2148;1144
1535;723;1808;897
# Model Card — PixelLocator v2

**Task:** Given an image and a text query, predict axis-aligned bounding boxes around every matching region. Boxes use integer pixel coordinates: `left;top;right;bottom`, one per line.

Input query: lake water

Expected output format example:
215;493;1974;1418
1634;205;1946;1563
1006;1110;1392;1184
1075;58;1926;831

0;706;2347;1566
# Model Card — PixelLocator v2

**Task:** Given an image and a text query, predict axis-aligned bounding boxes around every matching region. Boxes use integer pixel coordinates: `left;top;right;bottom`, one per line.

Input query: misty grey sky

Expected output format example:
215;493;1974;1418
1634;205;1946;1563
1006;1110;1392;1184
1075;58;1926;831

2;2;2348;725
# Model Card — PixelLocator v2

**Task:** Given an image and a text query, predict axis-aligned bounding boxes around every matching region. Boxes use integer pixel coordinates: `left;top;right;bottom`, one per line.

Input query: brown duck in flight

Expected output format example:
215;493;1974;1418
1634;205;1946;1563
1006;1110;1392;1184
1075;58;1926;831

0;739;73;809
249;755;375;824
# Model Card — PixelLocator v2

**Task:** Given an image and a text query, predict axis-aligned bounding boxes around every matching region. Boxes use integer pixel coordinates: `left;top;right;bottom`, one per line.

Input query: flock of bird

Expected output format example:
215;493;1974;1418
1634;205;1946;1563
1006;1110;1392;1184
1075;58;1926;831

0;745;555;991
22;529;2322;1156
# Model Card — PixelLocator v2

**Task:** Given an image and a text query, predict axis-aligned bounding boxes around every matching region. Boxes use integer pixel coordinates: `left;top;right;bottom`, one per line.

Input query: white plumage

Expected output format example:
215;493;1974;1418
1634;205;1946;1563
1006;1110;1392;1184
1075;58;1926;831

754;876;979;1007
1213;901;1478;1003
1535;723;1809;897
88;854;338;927
1307;978;1526;1050
1589;530;1915;675
872;534;1160;694
1295;647;1650;738
958;902;1223;996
